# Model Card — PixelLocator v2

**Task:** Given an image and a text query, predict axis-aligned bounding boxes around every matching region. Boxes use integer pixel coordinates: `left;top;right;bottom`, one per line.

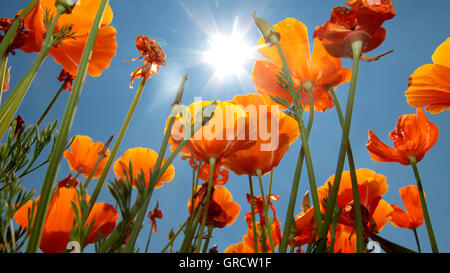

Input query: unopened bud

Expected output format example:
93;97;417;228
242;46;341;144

55;0;79;14
253;11;280;45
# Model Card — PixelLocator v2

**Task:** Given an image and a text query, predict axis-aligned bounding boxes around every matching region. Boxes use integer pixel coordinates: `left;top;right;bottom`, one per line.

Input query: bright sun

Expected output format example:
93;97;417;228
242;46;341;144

203;32;255;80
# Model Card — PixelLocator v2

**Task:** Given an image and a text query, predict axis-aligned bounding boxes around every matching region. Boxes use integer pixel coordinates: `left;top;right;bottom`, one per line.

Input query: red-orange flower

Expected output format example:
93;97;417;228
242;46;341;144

0;17;28;56
405;38;450;114
367;108;439;165
14;183;119;253
292;206;316;247
168;100;255;163
113;147;175;189
183;155;229;186
222;94;299;176
313;0;395;59
252;18;352;112
57;69;75;92
147;202;163;233
63;135;110;178
20;0;117;77
317;169;393;252
188;185;240;228
391;185;424;230
127;35;167;88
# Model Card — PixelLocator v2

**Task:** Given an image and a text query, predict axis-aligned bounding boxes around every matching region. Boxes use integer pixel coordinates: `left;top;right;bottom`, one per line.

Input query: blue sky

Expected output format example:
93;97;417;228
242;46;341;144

2;0;450;253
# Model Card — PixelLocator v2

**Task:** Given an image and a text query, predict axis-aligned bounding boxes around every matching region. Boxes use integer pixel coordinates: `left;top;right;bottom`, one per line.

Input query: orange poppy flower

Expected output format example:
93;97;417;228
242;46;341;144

252;18;352;112
391;185;424;230
188;185;240;228
317;169;393;245
405;38;450;114
313;0;395;59
113;147;175;189
57;69;75;92
222;94;299;176
242;218;282;253
63;135;110;178
20;0;117;77
366;108;439;165
127;35;167;88
331;199;392;253
168;100;255;163
183;155;229;186
292;206;316;247
14;182;119;253
244;193;280;229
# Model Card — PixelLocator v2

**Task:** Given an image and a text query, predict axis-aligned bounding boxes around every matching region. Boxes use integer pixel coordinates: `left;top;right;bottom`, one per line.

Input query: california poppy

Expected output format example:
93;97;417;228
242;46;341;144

127;35;167;88
20;0;117;77
242;218;282;253
405;38;450;114
391;185;424;230
222;94;299;176
188;185;240;228
313;0;395;59
147;202;163;233
168;100;255;163
57;69;75;92
366;108;439;165
317;169;393;250
63;135;110;178
292;206;316;247
252;18;352;112
113;147;175;189
14;182;119;253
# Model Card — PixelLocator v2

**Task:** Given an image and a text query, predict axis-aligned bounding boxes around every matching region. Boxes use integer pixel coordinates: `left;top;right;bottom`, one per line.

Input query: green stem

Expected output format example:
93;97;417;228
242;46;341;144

144;223;154;253
329;88;365;253
317;40;363;252
409;156;439;253
194;157;216;253
25;3;92;253
201;226;213;253
0;0;39;58
0;5;63;140
161;219;188;253
279;84;315;252
248;175;259;253
36;81;66;127
89;77;147;211
413;228;421;253
256;169;275;253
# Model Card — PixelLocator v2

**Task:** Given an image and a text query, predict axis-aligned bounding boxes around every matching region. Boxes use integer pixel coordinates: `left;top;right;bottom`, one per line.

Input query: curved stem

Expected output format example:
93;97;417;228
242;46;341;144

144;223;154;253
35;81;66;127
317;40;363;252
409;156;439;253
201;226;213;253
329;88;365;253
161;219;188;253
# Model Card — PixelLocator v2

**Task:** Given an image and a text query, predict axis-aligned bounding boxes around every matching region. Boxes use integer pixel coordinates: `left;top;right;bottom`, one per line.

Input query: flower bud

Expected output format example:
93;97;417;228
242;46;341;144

252;11;280;45
55;0;79;14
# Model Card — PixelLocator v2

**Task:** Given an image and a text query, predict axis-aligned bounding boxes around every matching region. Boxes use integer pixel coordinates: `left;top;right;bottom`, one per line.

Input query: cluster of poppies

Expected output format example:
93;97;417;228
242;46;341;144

2;0;449;253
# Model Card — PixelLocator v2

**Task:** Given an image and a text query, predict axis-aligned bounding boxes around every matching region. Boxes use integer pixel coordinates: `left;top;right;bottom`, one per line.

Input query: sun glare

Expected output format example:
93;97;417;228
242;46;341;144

203;32;255;80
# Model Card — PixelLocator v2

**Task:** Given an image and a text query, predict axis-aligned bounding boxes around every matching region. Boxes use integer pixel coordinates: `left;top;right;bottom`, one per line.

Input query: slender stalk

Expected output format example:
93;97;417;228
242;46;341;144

248;175;259;253
317;40;363;252
25;1;110;252
194;157;216;253
36;82;66;127
409;156;439;253
144;223;154;253
161;219;188;253
0;6;64;140
0;0;39;58
256;169;275;253
413;228;421;253
329;88;365;253
89;77;147;210
201;226;213;253
83;135;113;190
279;84;315;252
